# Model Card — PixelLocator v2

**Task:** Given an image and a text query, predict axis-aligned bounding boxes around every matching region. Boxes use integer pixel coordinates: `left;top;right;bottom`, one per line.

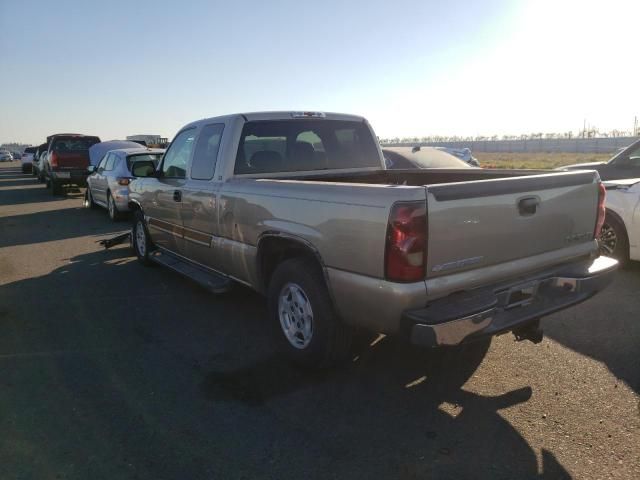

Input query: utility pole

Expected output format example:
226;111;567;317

634;116;638;137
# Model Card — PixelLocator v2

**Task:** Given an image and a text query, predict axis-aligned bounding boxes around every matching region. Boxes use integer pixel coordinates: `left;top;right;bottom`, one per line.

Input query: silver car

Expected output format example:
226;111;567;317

84;148;164;221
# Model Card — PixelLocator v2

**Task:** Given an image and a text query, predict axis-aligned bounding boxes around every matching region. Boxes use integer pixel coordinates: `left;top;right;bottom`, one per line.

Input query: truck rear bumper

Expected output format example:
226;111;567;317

50;170;88;186
406;256;618;347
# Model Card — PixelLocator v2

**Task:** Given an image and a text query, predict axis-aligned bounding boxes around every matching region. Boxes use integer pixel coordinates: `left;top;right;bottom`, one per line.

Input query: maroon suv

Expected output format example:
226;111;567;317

44;134;100;195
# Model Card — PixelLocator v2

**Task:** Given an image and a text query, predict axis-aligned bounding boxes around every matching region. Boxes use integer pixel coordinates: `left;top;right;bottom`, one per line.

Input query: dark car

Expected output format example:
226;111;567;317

382;146;475;170
559;139;640;180
43;134;101;195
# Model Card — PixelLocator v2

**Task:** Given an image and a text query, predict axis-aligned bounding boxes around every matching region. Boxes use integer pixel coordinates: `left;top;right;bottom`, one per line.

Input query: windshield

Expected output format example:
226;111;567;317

126;153;163;171
383;148;472;169
609;140;640;166
234;119;380;174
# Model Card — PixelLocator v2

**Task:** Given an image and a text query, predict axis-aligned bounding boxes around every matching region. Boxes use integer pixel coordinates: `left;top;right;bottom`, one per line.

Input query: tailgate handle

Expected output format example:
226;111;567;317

518;197;539;215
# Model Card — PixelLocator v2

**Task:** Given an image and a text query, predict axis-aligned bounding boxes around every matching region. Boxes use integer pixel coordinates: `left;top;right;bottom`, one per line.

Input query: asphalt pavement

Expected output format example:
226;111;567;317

1;161;638;480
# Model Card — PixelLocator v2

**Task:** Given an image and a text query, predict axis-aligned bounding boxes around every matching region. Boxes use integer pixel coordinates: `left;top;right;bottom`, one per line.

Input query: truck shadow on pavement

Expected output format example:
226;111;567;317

0;204;124;248
0;178;42;188
543;262;640;394
0;246;571;479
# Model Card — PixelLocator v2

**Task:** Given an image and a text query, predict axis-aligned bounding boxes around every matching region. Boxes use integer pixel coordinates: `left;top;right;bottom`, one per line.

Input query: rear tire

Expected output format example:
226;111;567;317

50;179;63;196
107;192;122;221
133;210;154;266
268;257;352;369
599;212;629;265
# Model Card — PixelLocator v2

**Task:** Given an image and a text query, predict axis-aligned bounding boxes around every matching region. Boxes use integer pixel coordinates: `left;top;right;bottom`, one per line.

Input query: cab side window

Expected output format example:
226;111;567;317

191;124;224;180
162;129;196;178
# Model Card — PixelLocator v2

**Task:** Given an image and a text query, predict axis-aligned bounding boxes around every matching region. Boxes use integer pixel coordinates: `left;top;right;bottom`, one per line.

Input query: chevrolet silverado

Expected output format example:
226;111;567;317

127;111;618;368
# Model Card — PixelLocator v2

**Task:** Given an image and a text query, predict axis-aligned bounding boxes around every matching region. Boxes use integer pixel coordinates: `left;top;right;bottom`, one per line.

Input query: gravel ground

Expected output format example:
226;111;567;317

1;161;638;480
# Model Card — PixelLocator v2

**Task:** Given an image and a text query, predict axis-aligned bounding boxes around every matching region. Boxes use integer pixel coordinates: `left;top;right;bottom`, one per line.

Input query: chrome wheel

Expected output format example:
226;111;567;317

278;283;314;349
135;221;147;257
598;223;617;256
84;189;92;208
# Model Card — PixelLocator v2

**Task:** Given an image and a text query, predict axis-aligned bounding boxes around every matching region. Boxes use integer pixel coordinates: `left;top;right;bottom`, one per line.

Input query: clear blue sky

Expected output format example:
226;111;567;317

1;0;638;144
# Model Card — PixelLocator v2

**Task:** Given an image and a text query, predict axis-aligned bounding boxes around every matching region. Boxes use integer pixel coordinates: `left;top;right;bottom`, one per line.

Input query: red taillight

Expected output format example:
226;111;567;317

385;201;427;282
117;177;131;186
49;152;58;168
594;182;606;239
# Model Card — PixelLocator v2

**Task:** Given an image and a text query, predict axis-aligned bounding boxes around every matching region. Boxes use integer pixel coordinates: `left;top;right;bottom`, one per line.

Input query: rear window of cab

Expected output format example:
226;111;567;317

52;137;100;152
234;119;380;174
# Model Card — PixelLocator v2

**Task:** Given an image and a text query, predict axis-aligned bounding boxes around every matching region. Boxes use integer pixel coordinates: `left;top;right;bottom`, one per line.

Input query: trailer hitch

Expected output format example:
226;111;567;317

513;319;544;344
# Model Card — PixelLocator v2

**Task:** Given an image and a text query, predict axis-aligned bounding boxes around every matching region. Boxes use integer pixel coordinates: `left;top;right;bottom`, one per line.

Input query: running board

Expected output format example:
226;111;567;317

150;249;231;294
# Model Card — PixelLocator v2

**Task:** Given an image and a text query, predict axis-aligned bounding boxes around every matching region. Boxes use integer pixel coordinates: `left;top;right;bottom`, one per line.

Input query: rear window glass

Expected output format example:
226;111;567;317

126;153;163;171
52;137;100;152
234;120;380;174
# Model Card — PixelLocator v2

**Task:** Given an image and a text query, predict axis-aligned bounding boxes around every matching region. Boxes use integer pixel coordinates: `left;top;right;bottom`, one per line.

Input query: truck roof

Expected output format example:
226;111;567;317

183;111;366;130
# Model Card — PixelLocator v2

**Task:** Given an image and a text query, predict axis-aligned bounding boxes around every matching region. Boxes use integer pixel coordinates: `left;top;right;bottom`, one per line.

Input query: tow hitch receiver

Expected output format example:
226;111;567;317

513;320;544;344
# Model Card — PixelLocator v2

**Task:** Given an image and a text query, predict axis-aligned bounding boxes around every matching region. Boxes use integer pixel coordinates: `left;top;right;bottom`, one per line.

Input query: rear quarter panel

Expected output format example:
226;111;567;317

218;178;426;285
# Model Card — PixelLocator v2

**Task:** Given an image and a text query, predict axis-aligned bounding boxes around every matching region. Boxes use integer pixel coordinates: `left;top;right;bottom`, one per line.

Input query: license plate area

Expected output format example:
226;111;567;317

56;172;71;179
505;281;539;309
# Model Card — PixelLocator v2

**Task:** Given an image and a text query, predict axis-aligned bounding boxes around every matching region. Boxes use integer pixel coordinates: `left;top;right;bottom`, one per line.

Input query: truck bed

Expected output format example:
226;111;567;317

237;168;600;283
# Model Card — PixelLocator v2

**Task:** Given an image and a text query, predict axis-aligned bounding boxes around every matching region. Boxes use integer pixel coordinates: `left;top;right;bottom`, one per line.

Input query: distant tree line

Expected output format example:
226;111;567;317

380;128;638;145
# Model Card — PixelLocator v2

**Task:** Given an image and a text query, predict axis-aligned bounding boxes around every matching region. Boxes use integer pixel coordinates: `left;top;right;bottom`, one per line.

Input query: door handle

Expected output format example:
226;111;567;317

173;190;182;202
518;196;539;215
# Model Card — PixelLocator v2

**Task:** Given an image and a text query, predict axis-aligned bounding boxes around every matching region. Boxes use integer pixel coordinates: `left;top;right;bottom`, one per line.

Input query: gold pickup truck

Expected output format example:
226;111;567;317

127;111;617;368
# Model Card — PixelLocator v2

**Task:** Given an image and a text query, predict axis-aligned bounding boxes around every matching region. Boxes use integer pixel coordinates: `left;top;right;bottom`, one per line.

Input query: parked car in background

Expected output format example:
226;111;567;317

383;146;474;169
559;139;640;180
85;148;164;221
20;146;37;173
598;178;640;264
32;142;49;181
43;134;100;195
126;111;617;368
435;146;480;166
0;150;13;162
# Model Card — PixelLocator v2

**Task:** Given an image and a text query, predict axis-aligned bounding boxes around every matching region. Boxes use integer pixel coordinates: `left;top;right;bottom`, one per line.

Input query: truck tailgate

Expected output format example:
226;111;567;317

55;152;90;169
425;171;600;278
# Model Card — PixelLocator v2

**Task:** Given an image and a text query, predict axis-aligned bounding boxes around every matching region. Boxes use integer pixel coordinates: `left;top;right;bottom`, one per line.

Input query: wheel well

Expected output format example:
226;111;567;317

605;208;629;240
257;236;323;292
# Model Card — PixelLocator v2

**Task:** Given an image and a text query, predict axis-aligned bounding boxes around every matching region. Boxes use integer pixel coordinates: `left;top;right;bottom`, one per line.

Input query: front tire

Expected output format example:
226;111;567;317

268;257;352;369
599;212;629;265
132;211;154;266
